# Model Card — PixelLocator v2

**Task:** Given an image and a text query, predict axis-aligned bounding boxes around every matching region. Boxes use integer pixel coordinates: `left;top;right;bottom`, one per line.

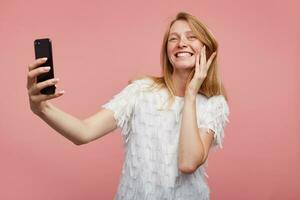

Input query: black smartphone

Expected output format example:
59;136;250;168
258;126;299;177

34;38;56;95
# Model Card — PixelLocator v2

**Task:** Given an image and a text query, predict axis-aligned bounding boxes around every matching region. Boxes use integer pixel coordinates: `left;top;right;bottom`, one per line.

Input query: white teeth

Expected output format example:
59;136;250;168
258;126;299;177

176;52;192;57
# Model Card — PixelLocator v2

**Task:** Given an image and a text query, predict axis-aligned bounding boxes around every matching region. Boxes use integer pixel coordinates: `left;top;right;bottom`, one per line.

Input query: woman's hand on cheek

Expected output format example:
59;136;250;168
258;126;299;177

185;46;217;98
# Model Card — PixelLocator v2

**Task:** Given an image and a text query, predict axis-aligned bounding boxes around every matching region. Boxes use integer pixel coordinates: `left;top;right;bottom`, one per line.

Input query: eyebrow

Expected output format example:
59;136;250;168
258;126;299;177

169;31;194;36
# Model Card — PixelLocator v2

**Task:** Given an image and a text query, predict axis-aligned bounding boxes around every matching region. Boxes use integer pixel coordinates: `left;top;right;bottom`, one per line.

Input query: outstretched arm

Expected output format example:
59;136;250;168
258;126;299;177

27;58;117;145
37;102;118;145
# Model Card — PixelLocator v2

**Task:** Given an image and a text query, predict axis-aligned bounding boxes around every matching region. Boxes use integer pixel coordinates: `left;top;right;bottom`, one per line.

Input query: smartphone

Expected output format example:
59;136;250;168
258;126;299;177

34;38;56;95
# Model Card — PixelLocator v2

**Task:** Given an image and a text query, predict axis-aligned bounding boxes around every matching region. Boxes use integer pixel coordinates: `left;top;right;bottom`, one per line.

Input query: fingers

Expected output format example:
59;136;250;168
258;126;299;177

201;45;206;68
207;51;217;68
29;91;65;103
27;58;48;89
199;46;217;70
28;57;48;71
195;49;200;74
28;78;60;95
27;66;51;88
28;66;51;79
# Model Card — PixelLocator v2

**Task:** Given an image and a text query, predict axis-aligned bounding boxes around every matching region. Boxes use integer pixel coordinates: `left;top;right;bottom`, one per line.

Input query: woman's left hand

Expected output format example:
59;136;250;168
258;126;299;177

185;46;217;98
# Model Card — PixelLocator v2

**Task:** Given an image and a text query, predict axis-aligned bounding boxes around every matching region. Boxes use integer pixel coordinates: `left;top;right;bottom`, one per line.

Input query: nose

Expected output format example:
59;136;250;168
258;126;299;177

178;37;188;48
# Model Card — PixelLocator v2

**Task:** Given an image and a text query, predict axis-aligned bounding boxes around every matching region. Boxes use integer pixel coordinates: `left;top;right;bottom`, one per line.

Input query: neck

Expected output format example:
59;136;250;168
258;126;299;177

171;68;192;97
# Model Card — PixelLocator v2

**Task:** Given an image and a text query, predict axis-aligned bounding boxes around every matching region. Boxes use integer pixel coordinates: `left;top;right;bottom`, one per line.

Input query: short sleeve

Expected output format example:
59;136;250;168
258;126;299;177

197;95;230;150
101;80;141;144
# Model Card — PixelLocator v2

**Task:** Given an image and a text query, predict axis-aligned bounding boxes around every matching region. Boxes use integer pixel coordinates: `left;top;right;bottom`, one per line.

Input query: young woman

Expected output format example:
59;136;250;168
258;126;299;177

27;12;229;200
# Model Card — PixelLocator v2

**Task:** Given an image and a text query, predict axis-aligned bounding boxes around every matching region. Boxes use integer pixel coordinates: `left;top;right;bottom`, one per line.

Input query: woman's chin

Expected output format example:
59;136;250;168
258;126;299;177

173;64;194;70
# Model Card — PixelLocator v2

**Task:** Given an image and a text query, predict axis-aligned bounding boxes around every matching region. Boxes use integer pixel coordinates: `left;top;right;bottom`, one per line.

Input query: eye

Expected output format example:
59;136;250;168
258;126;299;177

187;36;197;40
169;37;177;41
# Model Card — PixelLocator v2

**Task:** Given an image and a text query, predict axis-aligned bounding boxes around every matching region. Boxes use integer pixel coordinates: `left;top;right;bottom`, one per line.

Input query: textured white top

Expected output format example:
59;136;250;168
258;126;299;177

101;78;230;200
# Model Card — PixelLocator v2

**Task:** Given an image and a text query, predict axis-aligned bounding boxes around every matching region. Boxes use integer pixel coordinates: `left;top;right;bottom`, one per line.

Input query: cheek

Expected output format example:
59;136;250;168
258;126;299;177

191;44;201;52
167;44;174;59
192;41;203;52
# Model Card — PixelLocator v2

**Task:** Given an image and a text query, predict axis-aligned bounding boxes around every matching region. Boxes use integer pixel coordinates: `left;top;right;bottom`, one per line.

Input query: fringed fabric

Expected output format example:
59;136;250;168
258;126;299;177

101;79;229;200
101;80;145;146
197;95;230;150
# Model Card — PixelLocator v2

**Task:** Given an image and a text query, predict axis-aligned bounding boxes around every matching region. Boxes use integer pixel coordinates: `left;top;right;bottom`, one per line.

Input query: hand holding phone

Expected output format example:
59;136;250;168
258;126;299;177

34;38;56;94
27;38;64;115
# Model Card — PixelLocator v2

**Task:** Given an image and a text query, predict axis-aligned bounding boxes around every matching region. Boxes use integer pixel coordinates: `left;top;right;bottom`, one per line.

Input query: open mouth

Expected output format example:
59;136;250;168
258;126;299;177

175;52;194;58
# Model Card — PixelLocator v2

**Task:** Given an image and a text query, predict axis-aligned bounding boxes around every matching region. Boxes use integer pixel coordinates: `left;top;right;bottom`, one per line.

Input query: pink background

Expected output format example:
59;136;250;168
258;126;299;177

1;0;299;199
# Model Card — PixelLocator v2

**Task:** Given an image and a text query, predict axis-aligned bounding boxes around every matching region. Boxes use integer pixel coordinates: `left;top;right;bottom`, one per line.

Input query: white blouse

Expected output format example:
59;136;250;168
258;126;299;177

101;78;230;200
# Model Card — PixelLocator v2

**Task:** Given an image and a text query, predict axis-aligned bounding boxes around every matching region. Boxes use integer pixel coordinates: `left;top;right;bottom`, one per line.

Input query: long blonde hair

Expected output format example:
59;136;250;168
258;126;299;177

129;11;228;109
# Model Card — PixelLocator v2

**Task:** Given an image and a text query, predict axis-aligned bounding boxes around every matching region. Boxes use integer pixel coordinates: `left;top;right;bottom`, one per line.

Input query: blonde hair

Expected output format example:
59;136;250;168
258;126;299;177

129;11;228;109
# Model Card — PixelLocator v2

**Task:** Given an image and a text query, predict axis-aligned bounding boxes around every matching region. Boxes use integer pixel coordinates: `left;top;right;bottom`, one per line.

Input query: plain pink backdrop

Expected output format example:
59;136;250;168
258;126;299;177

1;0;299;199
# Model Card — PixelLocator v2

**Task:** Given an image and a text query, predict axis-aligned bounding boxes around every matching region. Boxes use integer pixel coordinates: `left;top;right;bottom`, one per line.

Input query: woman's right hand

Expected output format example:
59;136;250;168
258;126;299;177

27;58;65;116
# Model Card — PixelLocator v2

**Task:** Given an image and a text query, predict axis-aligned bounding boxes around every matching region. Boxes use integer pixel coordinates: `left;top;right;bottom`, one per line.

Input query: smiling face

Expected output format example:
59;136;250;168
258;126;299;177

167;20;203;70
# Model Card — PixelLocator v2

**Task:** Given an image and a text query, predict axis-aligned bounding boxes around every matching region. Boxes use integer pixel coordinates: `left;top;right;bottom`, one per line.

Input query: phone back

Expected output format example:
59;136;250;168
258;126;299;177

34;38;56;94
